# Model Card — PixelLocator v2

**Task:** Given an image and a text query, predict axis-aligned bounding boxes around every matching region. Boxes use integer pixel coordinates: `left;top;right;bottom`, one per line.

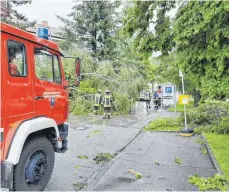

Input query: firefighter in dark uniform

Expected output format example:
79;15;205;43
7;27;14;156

93;89;102;115
102;90;113;119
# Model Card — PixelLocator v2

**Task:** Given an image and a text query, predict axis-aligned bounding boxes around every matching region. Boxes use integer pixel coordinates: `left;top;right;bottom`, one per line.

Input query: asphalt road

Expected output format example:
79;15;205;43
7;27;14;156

45;102;216;191
46;101;165;191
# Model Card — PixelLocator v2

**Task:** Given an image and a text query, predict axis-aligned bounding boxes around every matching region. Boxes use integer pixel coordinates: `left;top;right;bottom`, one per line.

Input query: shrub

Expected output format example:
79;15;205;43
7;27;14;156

180;103;229;126
71;96;93;116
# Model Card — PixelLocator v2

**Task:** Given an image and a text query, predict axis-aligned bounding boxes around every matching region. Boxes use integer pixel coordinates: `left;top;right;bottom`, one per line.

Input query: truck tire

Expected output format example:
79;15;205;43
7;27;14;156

13;136;55;191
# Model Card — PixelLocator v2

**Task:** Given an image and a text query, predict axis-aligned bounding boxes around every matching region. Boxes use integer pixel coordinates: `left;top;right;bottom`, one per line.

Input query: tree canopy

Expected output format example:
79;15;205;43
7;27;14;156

1;1;36;30
57;1;120;60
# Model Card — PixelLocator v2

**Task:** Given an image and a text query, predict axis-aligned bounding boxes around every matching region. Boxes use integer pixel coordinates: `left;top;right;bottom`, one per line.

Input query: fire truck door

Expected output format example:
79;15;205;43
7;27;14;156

33;48;67;124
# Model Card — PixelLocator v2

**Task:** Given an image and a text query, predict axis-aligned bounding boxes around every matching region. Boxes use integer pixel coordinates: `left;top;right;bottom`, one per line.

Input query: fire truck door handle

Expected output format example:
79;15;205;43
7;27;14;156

35;96;44;100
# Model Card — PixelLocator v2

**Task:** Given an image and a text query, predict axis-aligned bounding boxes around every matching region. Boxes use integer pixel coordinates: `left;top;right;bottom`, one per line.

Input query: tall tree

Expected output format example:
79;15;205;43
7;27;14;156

1;1;36;30
57;0;120;60
123;1;176;57
174;1;229;101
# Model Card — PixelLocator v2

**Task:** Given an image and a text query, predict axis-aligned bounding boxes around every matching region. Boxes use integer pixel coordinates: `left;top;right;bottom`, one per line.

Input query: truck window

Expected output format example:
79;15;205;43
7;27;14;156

34;48;53;82
34;48;61;84
8;40;27;77
53;55;61;84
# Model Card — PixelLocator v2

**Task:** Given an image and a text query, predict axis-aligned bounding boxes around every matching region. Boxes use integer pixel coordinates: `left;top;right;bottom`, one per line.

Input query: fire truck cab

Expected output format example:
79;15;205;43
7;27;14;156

0;23;80;191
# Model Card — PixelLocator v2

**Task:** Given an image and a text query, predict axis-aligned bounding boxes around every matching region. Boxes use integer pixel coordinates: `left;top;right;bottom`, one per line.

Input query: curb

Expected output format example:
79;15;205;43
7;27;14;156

202;134;229;188
202;134;222;174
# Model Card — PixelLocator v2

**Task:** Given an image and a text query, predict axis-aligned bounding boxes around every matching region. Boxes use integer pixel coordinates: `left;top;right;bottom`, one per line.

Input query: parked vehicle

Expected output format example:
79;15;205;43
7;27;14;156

0;23;81;191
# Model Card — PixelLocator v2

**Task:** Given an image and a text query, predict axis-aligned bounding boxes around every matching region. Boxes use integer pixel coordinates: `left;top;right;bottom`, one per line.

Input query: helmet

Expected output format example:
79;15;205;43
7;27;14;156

98;89;102;93
105;90;111;93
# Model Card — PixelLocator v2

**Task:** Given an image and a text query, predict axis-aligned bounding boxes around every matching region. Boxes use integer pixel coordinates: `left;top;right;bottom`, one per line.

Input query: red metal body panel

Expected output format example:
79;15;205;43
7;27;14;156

0;23;69;161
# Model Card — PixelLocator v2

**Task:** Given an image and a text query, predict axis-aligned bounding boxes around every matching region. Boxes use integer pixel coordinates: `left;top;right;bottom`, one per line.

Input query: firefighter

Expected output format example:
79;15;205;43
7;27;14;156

102;90;113;119
93;89;102;115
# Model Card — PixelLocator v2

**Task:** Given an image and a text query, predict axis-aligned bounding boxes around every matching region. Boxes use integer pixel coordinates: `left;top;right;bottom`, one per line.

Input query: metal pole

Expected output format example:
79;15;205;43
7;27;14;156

181;75;188;130
174;85;177;113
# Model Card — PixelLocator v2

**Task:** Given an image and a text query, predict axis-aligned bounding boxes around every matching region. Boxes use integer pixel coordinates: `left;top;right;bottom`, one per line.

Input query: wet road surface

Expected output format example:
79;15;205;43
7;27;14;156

45;102;216;191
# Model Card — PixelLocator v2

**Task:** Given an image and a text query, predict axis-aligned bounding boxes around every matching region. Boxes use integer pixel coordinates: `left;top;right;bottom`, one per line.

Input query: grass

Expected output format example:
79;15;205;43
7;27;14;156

168;100;194;112
204;133;229;182
144;118;181;132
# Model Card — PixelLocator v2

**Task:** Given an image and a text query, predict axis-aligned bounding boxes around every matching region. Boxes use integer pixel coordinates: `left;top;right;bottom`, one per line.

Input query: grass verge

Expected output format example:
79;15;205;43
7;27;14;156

168;100;194;112
144;118;181;132
204;133;229;182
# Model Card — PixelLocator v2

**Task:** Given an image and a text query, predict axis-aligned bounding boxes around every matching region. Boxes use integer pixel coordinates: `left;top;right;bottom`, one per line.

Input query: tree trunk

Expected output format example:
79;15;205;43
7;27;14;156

193;90;201;107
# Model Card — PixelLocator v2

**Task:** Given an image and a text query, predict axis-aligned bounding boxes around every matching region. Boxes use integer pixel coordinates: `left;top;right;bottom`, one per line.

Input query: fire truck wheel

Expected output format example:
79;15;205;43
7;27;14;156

13;136;55;191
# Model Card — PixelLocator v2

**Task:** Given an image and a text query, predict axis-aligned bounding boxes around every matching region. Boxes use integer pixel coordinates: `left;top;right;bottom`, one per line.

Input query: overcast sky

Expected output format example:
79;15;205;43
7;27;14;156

16;0;75;28
16;0;178;30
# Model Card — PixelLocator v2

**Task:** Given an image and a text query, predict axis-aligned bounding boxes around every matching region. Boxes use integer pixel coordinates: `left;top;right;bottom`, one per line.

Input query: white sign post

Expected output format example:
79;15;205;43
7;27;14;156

179;70;188;130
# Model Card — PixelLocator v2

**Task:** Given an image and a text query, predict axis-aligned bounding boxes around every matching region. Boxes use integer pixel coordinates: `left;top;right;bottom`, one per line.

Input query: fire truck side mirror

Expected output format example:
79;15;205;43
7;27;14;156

75;58;81;87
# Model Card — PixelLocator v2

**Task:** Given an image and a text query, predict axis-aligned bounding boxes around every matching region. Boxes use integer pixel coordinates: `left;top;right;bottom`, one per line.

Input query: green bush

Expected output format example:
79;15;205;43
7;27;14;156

215;118;229;134
182;102;229;134
71;96;93;116
113;92;134;114
180;103;229;126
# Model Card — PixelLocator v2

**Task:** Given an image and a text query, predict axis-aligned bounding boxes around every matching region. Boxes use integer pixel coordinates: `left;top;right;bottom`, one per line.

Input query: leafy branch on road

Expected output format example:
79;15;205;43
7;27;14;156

128;169;142;180
77;155;88;160
73;182;88;191
155;161;160;165
200;147;208;155
188;174;228;191
94;153;114;164
174;157;182;165
87;130;103;138
193;139;205;145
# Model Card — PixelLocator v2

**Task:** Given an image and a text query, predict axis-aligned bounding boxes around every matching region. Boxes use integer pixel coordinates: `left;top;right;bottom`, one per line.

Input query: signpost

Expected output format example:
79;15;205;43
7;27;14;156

179;70;194;136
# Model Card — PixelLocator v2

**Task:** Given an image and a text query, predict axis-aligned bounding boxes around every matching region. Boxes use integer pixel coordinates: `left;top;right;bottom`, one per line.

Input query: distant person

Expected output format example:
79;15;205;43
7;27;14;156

153;86;162;109
93;89;102;115
146;91;151;109
102;90;113;119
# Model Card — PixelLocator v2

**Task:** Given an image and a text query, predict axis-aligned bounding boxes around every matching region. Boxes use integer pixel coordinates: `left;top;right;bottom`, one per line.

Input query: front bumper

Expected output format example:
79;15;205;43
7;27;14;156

1;161;14;191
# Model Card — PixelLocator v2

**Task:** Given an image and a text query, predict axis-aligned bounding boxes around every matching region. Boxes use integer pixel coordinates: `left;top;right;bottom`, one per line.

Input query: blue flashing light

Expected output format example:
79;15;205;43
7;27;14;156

37;27;49;40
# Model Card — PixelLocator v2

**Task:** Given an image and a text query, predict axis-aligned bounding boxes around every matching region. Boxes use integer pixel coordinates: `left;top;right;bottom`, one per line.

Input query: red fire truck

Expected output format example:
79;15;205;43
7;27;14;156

0;23;80;191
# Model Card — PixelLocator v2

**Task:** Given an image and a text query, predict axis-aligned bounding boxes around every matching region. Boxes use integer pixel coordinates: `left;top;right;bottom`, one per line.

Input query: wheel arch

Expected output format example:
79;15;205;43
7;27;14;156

5;117;61;165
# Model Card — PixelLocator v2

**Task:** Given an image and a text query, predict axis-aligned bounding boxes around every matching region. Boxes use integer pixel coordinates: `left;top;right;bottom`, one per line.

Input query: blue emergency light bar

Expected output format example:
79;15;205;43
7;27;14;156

37;27;49;40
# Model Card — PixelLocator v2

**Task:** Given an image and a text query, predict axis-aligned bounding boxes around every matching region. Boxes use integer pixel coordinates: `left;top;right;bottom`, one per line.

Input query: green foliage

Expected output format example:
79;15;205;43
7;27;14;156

77;155;88;160
178;102;229;134
57;1;119;60
168;100;194;112
123;1;175;56
174;1;229;100
193;139;205;145
128;169;142;180
155;161;160;165
73;182;88;190
174;157;182;165
188;174;228;191
181;103;229;127
144;118;182;132
94;153;114;164
1;1;36;30
204;133;229;182
71;96;93;116
200;147;208;155
87;130;103;138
